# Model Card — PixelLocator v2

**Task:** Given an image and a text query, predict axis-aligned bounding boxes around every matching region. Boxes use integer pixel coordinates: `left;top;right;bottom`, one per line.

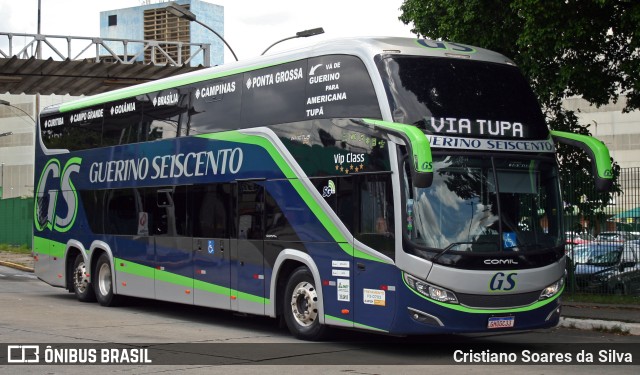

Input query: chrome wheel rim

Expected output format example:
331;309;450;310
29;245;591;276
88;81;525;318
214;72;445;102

98;263;112;297
74;260;90;294
290;281;318;327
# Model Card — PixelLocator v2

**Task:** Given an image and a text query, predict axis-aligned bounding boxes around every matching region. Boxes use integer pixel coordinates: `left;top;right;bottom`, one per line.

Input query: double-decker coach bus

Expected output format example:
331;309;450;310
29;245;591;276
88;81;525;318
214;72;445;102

34;37;613;340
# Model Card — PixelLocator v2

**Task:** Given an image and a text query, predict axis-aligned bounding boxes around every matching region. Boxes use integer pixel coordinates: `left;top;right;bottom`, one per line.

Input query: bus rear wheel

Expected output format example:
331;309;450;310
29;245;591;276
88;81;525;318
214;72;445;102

94;253;121;307
283;266;327;340
72;254;96;302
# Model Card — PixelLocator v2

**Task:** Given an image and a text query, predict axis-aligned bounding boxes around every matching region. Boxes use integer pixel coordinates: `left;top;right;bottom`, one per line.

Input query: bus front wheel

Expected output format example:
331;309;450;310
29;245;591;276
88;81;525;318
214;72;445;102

94;253;121;307
72;254;96;302
283;266;327;340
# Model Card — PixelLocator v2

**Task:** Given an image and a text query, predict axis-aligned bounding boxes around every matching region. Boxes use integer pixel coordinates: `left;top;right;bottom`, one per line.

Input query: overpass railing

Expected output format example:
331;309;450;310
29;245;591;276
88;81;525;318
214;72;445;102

0;32;211;67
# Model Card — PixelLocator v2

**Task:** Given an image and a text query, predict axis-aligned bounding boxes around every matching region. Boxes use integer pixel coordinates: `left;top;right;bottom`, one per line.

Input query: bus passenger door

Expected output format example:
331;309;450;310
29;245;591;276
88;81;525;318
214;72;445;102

353;174;397;332
191;184;233;310
231;181;266;315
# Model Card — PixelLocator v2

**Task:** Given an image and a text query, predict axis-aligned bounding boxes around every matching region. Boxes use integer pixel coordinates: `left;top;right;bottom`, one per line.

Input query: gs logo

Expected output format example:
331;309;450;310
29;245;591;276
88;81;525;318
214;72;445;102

413;155;432;172
34;157;82;233
489;272;518;292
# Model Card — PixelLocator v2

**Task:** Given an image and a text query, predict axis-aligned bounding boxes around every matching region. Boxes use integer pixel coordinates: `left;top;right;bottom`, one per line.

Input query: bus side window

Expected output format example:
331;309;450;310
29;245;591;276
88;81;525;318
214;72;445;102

139;89;188;141
336;176;354;233
312;176;353;233
104;189;143;235
102;103;140;147
189;184;233;238
79;190;106;234
264;182;298;241
147;186;189;236
237;182;264;240
64;111;102;150
187;77;242;135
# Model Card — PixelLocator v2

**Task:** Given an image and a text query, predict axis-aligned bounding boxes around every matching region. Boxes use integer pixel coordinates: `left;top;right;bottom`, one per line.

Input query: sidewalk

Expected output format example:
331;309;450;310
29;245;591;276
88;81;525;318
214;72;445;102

1;250;639;335
0;250;34;272
559;301;640;335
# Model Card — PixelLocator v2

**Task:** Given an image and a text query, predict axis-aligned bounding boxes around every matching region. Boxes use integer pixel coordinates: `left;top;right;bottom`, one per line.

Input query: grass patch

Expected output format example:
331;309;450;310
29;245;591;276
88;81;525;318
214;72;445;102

593;324;630;335
0;244;32;254
564;292;640;305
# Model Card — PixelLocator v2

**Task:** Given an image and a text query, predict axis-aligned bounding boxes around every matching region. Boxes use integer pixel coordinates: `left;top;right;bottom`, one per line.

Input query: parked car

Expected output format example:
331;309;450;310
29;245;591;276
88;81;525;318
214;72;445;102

566;244;591;263
595;231;640;242
565;231;594;250
571;242;640;295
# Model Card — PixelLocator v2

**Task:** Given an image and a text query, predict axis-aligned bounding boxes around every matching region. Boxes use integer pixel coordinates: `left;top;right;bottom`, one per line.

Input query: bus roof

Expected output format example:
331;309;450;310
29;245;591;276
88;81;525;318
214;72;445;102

42;37;514;116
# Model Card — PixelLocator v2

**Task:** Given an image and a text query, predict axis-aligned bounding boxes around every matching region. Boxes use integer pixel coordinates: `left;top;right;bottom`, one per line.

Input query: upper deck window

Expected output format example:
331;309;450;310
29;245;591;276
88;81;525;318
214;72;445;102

377;56;548;140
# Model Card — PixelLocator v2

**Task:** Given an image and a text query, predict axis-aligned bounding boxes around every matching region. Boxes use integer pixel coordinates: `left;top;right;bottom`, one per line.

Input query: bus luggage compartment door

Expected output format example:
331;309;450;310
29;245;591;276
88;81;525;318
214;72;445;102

193;237;231;310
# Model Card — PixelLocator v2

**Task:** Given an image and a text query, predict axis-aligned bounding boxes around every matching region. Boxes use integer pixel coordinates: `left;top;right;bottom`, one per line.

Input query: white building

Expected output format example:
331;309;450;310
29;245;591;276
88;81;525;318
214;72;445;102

0;94;77;199
564;95;640;225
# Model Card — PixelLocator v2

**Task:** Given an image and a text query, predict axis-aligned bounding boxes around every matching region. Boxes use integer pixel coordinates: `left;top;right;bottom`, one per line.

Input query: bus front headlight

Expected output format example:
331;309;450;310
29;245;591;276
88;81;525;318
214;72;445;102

539;276;564;300
404;273;459;304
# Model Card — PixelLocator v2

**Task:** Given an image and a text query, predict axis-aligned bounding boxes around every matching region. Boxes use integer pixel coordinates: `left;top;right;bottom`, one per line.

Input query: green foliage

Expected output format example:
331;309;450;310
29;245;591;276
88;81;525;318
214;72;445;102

399;0;637;218
0;244;32;254
564;293;640;306
399;0;640;112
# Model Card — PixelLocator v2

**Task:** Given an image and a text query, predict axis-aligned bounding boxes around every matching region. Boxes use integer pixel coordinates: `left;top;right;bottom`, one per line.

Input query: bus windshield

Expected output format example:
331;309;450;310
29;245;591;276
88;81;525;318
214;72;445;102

402;155;563;255
378;56;548;140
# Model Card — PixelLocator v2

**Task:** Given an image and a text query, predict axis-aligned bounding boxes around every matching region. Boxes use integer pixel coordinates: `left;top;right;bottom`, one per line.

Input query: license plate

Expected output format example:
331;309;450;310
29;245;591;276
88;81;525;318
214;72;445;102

487;316;515;329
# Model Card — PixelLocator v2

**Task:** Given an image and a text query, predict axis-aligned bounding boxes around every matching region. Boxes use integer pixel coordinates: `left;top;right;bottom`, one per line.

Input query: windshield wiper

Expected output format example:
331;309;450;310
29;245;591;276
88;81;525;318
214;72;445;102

514;243;545;251
431;241;495;263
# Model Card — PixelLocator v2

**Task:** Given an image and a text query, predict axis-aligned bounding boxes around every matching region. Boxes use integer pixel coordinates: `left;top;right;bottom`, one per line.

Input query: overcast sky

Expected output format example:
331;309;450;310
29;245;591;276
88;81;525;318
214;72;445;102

0;0;417;62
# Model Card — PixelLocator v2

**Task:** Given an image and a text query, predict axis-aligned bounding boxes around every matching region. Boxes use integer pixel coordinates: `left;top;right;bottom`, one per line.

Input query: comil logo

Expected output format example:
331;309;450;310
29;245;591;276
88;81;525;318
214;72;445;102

34;157;82;233
484;258;519;265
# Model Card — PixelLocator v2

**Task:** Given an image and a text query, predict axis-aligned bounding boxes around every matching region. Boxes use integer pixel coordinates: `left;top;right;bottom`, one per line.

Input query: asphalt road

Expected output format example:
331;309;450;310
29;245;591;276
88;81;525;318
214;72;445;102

0;265;638;374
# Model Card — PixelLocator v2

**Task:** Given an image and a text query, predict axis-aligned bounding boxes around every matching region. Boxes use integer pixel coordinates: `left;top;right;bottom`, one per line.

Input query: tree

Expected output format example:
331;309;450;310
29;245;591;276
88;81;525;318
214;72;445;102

399;0;637;230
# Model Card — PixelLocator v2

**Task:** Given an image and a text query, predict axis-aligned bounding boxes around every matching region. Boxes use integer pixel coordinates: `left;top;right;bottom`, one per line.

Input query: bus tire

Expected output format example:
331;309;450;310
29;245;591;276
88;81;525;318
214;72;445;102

283;266;327;341
72;254;96;302
94;253;121;307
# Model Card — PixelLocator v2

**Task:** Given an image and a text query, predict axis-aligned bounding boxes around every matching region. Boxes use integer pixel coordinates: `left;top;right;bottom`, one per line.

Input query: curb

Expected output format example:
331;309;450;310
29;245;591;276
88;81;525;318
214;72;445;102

559;317;640;336
0;260;34;273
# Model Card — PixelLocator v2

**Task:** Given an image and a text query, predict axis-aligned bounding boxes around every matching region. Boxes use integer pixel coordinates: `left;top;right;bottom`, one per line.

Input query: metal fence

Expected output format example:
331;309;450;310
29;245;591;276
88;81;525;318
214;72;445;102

563;167;640;296
0;197;32;247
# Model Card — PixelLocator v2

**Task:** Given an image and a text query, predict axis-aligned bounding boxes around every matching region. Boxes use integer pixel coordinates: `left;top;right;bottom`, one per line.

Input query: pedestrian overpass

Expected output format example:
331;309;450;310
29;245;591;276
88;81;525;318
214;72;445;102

0;32;211;96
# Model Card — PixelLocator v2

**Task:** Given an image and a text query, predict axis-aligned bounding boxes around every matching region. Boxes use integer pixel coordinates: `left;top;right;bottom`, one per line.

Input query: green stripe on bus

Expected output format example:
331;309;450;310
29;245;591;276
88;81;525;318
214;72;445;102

50;241;66;258
193;279;231;296
114;257;265;304
324;314;388;332
401;273;562;314
33;236;49;255
237;291;266;305
115;258;155;279
198;131;387;263
33;236;66;258
58;62;288;113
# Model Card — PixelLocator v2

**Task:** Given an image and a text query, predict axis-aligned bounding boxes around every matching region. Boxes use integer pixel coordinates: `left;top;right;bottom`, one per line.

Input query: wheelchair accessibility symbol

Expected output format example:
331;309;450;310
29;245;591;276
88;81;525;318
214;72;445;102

503;232;517;248
208;240;215;254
